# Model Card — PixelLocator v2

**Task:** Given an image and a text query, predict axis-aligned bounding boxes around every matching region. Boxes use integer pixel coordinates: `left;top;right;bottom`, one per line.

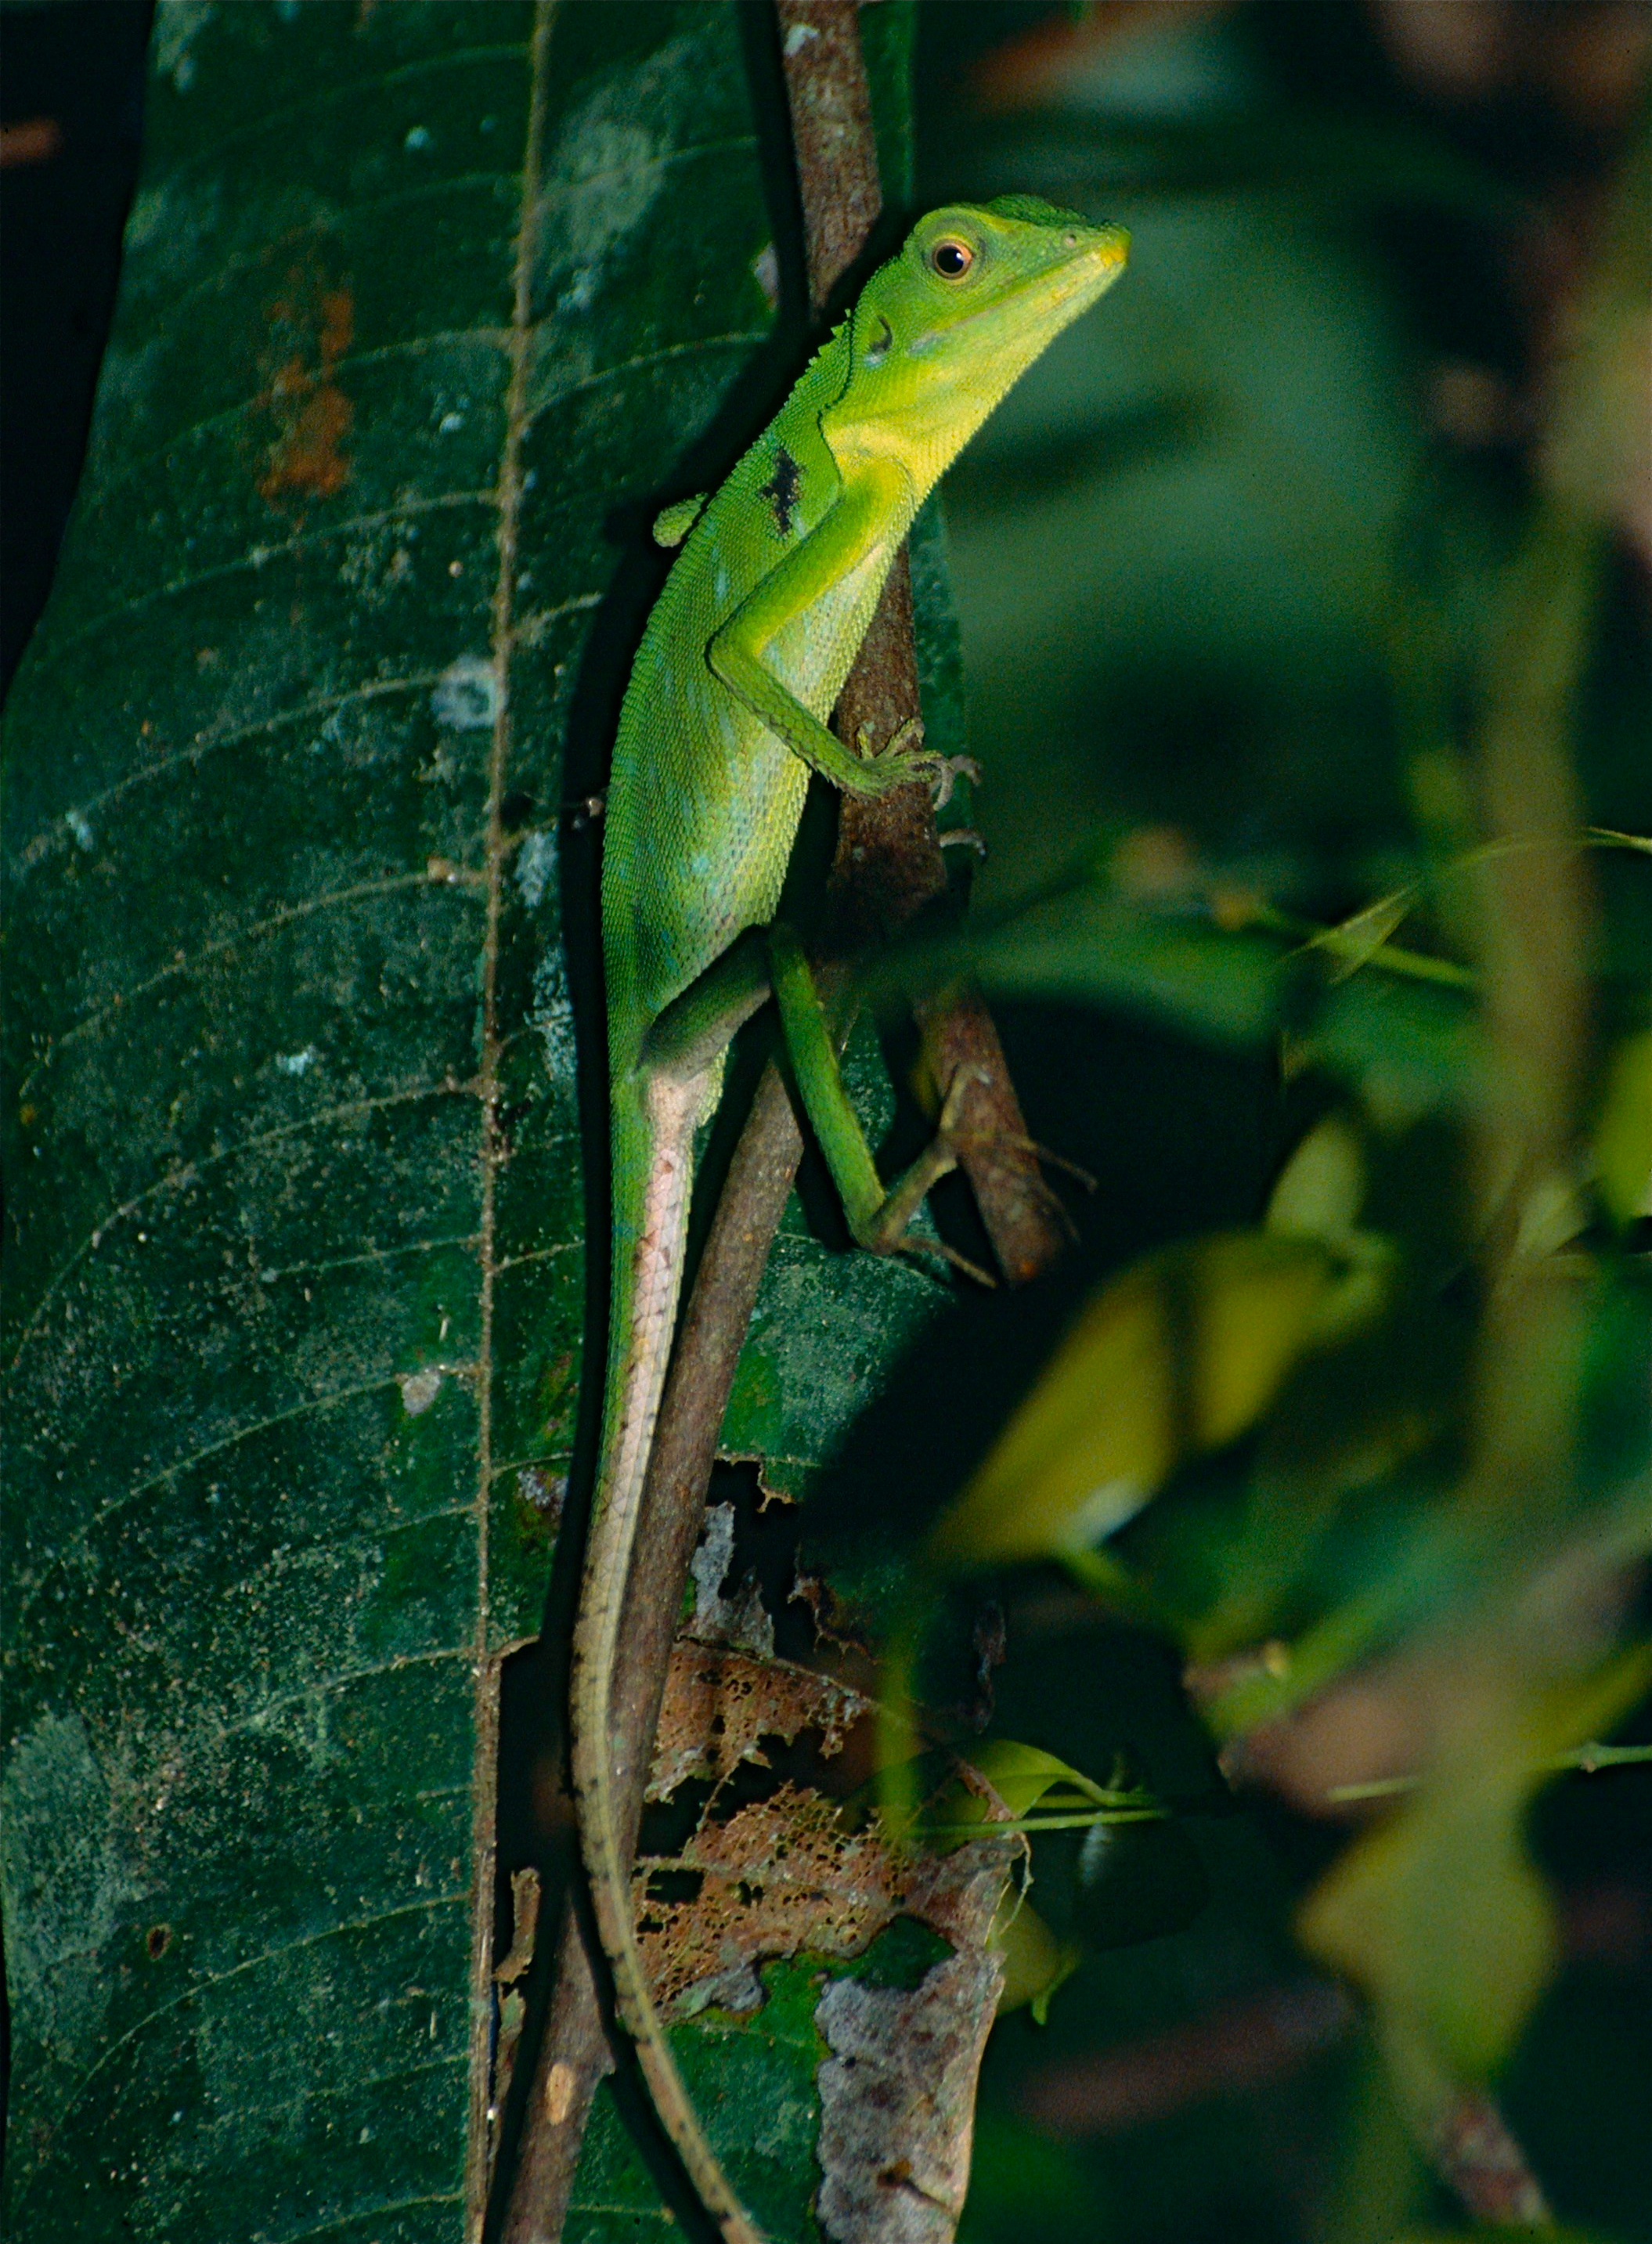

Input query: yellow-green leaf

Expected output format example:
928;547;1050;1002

1594;1030;1652;1225
991;1900;1081;2023
1267;1114;1367;1246
1298;1648;1652;2084
963;1738;1129;1820
1301;886;1419;982
1300;1764;1556;2082
929;1232;1351;1568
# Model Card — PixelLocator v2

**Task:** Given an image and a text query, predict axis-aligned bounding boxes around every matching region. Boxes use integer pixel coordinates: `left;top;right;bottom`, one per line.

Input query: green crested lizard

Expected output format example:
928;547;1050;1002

572;196;1127;2244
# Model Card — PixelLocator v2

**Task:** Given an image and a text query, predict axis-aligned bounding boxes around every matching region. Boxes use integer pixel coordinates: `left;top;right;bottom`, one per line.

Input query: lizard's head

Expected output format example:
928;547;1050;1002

835;197;1128;482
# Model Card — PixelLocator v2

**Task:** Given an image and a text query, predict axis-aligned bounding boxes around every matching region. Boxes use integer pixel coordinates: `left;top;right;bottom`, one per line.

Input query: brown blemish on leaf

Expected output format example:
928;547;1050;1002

256;271;354;509
637;1647;1016;2029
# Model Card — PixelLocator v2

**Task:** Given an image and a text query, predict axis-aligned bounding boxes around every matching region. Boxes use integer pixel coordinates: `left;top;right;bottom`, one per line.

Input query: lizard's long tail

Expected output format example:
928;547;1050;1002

569;1076;768;2244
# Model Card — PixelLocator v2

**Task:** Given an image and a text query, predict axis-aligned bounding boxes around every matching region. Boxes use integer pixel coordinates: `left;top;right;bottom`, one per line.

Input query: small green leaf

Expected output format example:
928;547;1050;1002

1268;1114;1368;1246
1594;1030;1652;1225
929;1232;1358;1568
991;1900;1081;2022
963;1737;1143;1820
1300;886;1419;983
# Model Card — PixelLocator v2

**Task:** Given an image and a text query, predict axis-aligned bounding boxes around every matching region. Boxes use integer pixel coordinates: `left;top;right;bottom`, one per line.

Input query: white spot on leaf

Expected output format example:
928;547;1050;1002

530;949;576;1084
515;828;558;911
398;1368;442;1416
432;655;498;732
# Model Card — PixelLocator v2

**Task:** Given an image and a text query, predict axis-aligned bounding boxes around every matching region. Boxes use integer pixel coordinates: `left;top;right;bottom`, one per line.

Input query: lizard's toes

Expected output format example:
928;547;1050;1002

929;753;981;811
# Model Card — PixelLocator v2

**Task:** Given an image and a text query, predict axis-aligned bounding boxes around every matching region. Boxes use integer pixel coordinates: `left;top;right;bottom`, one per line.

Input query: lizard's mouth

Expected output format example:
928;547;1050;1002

907;237;1127;355
1035;234;1130;308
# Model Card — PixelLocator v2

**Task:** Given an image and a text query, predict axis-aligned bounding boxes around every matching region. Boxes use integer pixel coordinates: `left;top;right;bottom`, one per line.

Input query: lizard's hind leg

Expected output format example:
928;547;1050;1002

636;926;774;1085
768;925;992;1285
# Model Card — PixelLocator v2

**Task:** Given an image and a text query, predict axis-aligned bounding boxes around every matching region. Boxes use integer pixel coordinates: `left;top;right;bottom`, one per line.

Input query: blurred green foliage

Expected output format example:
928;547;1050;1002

878;5;1652;2241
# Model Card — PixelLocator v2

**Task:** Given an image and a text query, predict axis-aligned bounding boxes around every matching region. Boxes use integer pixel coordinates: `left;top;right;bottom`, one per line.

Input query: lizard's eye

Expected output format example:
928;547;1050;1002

928;236;975;280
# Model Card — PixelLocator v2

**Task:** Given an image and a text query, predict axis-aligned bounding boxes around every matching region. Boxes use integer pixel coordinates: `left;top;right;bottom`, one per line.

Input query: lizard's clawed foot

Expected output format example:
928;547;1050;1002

863;1073;997;1289
899;1232;996;1287
849;721;980;810
853;713;943;795
928;753;980;811
855;713;924;760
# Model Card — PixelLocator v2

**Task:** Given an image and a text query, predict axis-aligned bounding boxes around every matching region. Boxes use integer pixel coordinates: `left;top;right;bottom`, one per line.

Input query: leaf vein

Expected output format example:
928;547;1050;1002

40;872;483;1069
9;1373;453;1631
13;675;442;870
264;2186;467;2244
3;1084;469;1380
141;40;528;191
74;327;512;527
16;1893;471;2186
527;328;768;427
36;489;495;670
255;1232;485;1285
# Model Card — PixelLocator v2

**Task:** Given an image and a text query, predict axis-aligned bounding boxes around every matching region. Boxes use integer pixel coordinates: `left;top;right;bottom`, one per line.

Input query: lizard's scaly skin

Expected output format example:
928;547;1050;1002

569;199;1127;2244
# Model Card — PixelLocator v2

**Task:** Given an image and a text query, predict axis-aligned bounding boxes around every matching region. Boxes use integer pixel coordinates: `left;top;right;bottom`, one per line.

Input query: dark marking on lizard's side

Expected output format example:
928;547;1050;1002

759;445;802;538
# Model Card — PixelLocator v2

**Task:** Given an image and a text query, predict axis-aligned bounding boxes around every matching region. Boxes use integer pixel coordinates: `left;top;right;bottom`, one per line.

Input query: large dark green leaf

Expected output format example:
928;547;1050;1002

1;5;948;2238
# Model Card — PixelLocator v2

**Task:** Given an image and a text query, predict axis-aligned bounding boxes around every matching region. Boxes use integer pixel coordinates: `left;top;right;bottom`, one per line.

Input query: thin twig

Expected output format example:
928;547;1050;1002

1423;2091;1551;2227
1326;1739;1652;1803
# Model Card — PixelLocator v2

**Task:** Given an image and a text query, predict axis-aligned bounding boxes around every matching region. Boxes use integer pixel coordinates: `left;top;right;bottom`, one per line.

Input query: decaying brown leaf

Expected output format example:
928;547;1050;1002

645;1639;866;1806
637;1643;1019;2240
816;1943;1005;2243
640;1781;895;2017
